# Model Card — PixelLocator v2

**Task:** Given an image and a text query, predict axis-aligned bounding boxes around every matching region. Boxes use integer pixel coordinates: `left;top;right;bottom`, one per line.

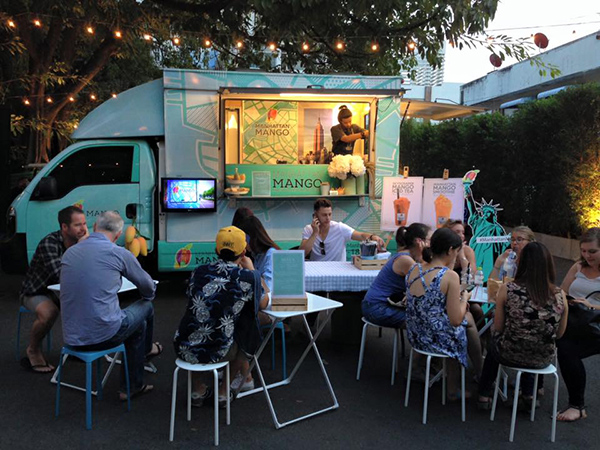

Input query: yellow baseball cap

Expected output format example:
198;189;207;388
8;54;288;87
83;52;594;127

216;226;247;256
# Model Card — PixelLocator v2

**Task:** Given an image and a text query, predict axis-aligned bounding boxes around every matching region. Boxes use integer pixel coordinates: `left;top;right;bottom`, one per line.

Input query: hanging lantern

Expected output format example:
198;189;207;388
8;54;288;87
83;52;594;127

489;54;502;68
533;33;549;49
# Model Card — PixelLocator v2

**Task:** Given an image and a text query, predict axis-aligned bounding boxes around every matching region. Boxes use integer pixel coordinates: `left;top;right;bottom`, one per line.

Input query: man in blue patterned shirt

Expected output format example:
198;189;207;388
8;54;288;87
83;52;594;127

174;226;268;406
20;206;88;373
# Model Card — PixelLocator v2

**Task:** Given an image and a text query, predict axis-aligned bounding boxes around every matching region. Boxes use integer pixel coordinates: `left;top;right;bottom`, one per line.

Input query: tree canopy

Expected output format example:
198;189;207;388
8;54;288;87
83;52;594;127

1;0;539;164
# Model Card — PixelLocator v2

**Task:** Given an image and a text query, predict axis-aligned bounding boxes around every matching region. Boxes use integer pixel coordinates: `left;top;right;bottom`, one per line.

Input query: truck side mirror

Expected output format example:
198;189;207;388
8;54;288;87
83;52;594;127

31;176;59;200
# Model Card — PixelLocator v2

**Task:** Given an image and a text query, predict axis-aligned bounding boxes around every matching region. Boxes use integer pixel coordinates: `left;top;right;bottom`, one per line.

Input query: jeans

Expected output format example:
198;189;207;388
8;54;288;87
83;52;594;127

72;300;154;392
557;336;600;407
479;344;542;398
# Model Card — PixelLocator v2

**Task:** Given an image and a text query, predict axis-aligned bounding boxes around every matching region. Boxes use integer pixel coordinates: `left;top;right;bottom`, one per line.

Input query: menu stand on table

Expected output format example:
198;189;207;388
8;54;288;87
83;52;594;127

237;293;343;429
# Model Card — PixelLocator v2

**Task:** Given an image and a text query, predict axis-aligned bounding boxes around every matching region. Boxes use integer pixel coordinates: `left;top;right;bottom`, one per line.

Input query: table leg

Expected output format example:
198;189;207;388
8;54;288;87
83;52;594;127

237;311;340;429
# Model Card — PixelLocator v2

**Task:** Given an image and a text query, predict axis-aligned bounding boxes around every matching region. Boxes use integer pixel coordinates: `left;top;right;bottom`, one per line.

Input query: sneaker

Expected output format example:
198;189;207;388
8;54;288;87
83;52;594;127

218;391;235;409
231;373;255;392
191;387;213;407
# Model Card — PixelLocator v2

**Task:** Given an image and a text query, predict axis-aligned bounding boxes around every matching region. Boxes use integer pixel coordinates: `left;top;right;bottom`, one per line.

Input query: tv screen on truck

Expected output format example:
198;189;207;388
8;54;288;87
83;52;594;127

162;178;217;212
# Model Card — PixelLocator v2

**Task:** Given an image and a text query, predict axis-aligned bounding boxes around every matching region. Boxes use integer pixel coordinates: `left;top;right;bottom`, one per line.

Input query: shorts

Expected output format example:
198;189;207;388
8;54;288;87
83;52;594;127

219;342;250;363
21;292;59;311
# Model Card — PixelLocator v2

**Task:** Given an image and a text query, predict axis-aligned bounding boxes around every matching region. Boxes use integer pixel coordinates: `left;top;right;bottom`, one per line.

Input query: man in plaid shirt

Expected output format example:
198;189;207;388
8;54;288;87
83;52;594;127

20;206;88;373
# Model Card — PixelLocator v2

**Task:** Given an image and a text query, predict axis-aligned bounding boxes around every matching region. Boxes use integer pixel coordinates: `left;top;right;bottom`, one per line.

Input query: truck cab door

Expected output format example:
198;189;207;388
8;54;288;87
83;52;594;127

25;142;155;260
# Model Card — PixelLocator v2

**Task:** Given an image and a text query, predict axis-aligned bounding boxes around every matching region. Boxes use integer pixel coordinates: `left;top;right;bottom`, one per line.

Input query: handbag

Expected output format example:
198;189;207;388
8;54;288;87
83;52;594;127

564;291;600;341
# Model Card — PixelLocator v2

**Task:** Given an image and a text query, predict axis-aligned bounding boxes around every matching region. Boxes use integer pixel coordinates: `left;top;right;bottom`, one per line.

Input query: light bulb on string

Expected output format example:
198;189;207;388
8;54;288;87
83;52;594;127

69;96;75;102
371;42;379;52
302;42;310;52
86;26;94;35
143;33;152;41
23;99;30;105
268;42;277;52
8;20;16;28
335;41;345;51
172;37;181;46
46;97;53;103
407;41;416;51
33;19;42;27
114;30;122;39
90;94;97;101
235;40;243;49
111;93;117;99
203;39;212;48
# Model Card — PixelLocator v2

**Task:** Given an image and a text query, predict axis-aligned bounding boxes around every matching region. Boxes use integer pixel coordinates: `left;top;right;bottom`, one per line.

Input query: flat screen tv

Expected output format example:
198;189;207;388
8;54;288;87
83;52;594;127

162;178;217;212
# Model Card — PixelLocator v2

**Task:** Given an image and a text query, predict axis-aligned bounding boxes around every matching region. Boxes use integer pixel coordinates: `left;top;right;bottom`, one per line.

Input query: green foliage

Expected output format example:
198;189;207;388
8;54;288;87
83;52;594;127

401;84;600;237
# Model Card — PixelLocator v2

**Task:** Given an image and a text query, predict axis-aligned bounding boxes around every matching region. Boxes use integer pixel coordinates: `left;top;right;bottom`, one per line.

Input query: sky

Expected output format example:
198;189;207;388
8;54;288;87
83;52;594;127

444;0;600;83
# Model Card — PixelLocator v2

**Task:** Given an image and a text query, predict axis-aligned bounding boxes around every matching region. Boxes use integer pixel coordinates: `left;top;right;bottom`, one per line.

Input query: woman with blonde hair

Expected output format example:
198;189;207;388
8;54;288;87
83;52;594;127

489;226;536;281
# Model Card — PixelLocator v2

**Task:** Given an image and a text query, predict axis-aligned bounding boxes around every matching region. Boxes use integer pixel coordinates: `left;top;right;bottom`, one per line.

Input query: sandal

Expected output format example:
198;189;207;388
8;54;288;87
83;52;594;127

477;397;493;411
557;405;587;422
120;384;153;401
146;342;163;361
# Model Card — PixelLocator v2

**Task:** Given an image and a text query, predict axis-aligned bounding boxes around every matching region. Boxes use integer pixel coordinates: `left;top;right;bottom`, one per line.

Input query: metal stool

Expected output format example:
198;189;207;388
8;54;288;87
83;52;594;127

404;347;466;424
169;358;230;446
356;317;405;385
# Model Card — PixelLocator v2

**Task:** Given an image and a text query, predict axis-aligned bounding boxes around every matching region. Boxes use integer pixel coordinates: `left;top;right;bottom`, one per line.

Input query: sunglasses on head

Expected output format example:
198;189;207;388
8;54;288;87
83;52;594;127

319;241;326;255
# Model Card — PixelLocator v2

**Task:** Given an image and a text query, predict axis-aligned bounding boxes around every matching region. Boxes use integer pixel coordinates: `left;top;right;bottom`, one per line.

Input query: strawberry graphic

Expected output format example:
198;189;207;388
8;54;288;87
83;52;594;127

73;200;84;210
174;243;193;269
267;109;277;121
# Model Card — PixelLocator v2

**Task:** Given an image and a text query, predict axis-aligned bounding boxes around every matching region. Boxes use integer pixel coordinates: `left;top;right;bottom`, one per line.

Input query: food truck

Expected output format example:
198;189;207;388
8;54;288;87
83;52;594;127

2;69;481;273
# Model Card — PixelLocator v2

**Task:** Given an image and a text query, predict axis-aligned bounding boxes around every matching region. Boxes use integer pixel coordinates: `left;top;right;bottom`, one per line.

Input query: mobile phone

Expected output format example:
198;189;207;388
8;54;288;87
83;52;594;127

464;284;476;292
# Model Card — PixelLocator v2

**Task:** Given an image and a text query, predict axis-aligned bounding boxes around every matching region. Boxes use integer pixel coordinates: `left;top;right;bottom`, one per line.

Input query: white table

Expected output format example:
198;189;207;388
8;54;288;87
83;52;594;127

468;286;495;336
237;293;343;429
48;278;157;394
305;261;380;292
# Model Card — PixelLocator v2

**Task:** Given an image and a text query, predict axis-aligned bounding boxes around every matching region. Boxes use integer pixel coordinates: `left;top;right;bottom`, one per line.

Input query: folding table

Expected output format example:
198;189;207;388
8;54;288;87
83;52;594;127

237;293;343;429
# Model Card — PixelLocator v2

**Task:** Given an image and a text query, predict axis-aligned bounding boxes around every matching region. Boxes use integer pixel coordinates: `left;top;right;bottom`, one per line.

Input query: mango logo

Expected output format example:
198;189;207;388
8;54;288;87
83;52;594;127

267;109;277;121
73;200;84;210
174;243;193;269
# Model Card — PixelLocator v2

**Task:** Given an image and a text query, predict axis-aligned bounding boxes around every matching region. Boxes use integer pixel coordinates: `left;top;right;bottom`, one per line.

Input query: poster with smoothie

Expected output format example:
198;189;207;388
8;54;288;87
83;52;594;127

380;177;424;231
422;178;465;229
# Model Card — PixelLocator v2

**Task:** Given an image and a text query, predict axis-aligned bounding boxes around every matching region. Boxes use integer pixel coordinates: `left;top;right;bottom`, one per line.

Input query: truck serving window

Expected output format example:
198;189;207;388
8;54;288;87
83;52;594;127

48;146;134;198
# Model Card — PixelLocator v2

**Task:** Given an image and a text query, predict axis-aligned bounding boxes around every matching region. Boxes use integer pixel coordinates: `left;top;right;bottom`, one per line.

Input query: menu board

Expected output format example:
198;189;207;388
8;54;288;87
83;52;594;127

272;250;305;298
380;177;424;231
252;171;271;197
422;178;465;229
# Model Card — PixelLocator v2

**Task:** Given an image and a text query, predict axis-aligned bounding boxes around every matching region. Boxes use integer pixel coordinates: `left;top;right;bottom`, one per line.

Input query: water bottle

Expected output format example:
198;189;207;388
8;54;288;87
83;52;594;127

474;267;484;287
461;265;472;286
500;251;517;281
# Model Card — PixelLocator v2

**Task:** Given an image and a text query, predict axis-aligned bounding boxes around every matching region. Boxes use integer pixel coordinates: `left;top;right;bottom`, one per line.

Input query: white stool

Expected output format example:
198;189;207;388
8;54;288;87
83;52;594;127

490;363;559;442
169;359;231;446
356;317;405;385
404;347;466;424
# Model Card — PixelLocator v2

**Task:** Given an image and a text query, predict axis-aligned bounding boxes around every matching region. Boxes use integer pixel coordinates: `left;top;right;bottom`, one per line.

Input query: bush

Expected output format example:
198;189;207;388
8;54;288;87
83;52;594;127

400;83;600;238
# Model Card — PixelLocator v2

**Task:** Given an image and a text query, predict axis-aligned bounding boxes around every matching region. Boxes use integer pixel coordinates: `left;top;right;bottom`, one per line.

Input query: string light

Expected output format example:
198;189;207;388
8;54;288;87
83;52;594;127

235;40;243;49
371;42;379;52
172;37;181;45
69;96;75;102
23;99;30;105
407;41;416;51
90;94;97;101
46;97;53;103
143;33;152;41
335;41;345;51
33;19;42;27
114;30;122;39
8;20;16;28
268;42;277;51
86;26;94;35
111;93;117;98
203;39;212;48
302;42;310;52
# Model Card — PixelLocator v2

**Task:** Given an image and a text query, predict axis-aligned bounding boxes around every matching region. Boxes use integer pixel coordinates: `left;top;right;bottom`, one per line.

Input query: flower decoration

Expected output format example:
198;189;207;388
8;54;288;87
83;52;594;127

328;155;366;180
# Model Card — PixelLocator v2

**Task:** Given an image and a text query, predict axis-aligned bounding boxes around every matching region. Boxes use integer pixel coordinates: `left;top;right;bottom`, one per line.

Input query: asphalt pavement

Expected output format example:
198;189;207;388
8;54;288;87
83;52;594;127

1;257;598;450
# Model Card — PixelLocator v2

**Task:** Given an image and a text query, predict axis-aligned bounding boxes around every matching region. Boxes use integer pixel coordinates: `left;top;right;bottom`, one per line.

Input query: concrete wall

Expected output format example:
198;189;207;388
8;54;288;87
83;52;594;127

461;31;600;108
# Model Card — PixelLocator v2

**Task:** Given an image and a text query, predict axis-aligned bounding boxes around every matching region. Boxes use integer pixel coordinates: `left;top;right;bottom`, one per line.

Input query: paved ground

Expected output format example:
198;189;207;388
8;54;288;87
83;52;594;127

1;257;599;449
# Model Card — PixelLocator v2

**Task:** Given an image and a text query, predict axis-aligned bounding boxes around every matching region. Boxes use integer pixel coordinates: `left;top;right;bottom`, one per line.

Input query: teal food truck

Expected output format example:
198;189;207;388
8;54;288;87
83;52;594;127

2;69;479;273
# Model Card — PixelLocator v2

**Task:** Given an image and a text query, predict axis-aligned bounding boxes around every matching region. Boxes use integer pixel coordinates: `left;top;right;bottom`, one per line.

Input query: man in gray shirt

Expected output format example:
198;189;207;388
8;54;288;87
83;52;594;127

60;211;159;400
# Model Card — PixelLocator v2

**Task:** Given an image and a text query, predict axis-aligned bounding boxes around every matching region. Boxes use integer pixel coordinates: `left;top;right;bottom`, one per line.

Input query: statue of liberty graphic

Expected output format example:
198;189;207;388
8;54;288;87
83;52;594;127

463;170;509;280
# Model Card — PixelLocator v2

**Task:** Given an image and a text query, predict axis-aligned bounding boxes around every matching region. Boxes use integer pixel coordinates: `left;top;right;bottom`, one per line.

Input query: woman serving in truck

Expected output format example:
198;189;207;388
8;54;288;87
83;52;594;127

330;105;369;156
